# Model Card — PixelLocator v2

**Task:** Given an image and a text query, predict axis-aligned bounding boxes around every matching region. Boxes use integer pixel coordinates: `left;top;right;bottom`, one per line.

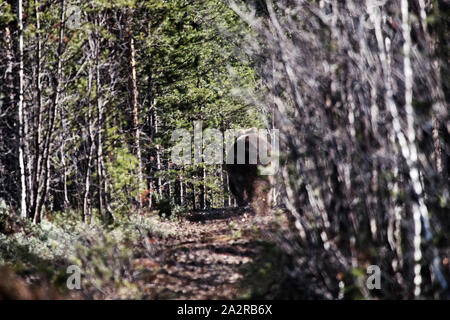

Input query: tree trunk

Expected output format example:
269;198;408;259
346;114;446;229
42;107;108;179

151;102;162;197
82;69;95;223
222;168;230;208
200;166;206;210
82;139;94;223
31;0;44;218
179;174;184;206
95;14;104;219
33;0;65;224
4;24;15;207
145;30;154;208
191;182;196;210
17;0;27;219
127;10;143;208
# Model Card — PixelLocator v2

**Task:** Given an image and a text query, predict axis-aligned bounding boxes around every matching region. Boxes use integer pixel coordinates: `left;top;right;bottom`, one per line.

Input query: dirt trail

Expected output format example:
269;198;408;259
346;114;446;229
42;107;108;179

138;208;274;299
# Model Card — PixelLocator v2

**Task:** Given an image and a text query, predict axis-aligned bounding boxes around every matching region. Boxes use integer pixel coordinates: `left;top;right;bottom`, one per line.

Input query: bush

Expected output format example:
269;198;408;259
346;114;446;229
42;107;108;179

0;210;176;298
106;145;145;217
152;194;184;219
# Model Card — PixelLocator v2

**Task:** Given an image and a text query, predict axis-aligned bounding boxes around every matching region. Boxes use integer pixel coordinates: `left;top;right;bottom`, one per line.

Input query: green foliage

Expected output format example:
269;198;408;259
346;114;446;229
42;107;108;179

239;240;293;299
0;200;23;235
106;145;144;216
152;193;184;219
0;208;175;297
0;1;14;26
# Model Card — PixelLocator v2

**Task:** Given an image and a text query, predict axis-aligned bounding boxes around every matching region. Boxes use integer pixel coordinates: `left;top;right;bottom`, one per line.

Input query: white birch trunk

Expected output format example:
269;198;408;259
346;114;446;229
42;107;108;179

17;0;27;219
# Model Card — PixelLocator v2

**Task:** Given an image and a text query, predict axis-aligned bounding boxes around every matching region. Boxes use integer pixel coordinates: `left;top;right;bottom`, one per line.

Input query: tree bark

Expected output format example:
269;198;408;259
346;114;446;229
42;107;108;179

33;0;65;223
200;166;206;210
179;173;184;206
151;97;162;197
31;0;44;218
127;10;144;208
82;68;95;223
17;0;27;219
95;13;104;219
223;168;230;208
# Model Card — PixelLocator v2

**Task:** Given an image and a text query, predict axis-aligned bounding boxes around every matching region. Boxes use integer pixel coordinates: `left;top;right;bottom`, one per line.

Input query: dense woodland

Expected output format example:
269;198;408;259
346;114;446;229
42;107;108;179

0;0;449;299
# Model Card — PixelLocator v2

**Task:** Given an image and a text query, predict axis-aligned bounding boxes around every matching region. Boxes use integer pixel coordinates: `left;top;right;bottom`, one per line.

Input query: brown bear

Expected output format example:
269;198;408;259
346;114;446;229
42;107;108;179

225;128;275;215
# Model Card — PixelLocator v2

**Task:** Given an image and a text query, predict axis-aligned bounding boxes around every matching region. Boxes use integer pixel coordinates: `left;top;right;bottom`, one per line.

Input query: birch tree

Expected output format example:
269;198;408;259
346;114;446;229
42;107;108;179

230;0;449;298
17;0;26;219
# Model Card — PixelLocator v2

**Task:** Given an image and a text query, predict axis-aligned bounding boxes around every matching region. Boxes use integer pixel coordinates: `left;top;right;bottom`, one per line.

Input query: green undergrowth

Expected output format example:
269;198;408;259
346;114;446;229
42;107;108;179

0;207;176;299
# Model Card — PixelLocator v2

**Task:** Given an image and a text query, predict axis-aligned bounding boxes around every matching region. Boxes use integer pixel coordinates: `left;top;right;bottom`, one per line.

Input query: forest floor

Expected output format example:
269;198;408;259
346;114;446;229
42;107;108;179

134;208;282;299
0;207;286;300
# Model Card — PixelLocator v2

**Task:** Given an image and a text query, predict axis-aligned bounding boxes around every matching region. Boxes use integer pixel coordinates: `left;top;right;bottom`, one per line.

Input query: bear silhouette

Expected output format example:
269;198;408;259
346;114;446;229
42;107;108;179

225;128;275;215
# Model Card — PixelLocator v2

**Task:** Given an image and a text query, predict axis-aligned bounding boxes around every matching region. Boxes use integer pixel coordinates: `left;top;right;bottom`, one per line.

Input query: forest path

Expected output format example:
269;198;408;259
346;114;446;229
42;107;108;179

136;208;274;299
